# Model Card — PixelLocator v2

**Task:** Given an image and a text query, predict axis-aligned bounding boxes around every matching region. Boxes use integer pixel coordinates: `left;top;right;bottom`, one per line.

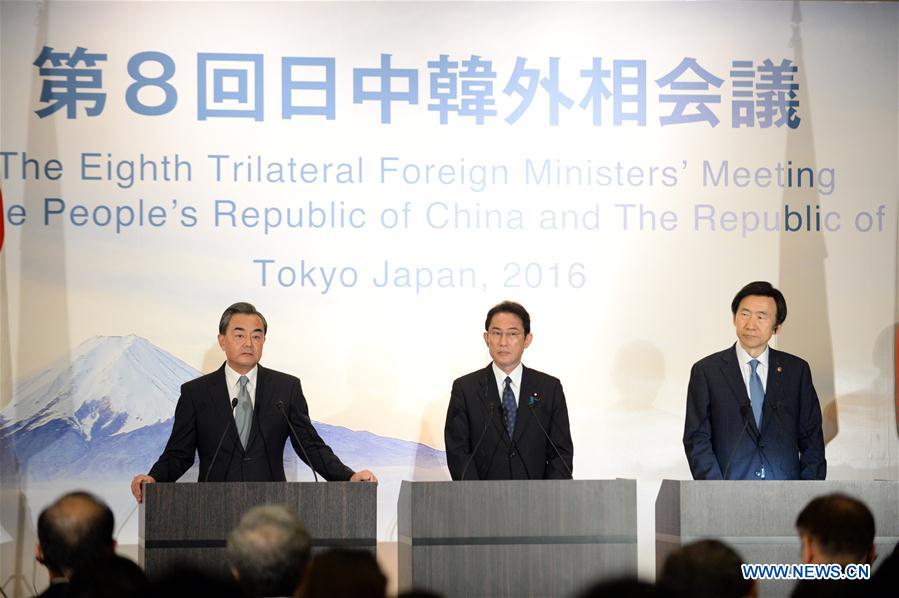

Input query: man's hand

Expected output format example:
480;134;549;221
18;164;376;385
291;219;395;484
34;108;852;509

130;474;156;503
350;469;378;482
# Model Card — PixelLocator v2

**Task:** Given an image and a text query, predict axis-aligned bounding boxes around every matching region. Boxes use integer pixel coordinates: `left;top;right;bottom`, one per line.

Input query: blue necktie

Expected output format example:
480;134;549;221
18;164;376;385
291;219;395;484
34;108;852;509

235;375;252;448
502;376;516;438
749;359;764;429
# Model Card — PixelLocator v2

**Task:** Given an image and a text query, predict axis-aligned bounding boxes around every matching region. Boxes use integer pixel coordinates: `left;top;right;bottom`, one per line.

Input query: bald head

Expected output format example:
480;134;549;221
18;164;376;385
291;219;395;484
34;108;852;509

37;491;115;575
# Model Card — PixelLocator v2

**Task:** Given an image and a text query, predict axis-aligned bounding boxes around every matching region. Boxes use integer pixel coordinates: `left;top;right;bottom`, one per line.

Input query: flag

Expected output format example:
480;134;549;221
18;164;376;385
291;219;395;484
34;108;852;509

0;185;5;251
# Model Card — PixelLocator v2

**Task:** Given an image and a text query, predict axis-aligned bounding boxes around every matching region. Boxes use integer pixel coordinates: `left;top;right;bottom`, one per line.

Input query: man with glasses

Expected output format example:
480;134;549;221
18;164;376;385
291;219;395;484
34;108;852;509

444;301;574;480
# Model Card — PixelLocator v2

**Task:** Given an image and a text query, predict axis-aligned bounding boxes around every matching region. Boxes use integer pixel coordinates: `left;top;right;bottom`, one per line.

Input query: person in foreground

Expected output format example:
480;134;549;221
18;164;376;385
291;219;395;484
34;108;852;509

657;539;756;598
228;504;310;597
444;300;574;480
36;491;145;597
684;281;826;480
791;493;877;598
131;302;376;502
297;549;387;598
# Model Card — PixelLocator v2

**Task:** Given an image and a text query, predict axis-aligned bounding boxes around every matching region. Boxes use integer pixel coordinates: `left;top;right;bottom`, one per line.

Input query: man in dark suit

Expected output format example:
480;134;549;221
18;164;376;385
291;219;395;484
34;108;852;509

684;281;826;480
131;302;376;502
444;301;574;480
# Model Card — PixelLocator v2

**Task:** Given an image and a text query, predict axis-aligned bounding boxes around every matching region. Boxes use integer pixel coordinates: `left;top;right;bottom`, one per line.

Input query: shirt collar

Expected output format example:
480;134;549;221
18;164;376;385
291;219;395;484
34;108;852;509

492;361;523;388
735;343;769;368
224;363;258;391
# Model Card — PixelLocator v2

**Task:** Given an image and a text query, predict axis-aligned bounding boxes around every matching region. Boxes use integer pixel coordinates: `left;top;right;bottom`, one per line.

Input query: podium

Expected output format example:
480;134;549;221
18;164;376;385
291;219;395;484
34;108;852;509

656;480;899;596
398;480;637;597
139;481;377;578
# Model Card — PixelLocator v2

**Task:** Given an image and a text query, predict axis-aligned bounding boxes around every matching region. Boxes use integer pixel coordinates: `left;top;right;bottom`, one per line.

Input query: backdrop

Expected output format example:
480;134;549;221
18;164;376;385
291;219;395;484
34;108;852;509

1;1;897;595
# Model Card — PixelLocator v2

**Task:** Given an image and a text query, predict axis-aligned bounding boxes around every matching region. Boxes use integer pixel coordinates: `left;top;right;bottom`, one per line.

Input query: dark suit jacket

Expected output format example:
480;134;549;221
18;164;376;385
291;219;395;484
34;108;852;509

148;364;354;482
444;363;574;480
683;344;826;480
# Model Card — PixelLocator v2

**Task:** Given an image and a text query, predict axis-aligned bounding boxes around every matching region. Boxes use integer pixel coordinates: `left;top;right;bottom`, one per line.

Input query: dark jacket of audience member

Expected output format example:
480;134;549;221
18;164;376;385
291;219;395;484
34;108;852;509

577;577;657;598
296;549;386;598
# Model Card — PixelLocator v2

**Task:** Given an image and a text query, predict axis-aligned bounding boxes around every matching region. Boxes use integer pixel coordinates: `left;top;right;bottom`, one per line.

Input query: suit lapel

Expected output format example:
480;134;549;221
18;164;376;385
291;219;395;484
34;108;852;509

481;363;511;447
719;345;760;437
513;366;533;443
210;364;233;419
246;365;266;450
760;348;783;433
210;364;242;453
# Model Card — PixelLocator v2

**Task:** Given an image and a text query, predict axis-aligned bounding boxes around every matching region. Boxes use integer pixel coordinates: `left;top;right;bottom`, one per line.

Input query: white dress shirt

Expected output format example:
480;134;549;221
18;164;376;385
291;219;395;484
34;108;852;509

492;361;523;407
224;363;258;408
735;343;769;397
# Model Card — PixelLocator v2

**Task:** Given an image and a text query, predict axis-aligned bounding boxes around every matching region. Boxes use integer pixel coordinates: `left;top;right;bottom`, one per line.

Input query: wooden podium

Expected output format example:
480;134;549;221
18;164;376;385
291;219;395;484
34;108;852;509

398;480;637;597
139;481;377;578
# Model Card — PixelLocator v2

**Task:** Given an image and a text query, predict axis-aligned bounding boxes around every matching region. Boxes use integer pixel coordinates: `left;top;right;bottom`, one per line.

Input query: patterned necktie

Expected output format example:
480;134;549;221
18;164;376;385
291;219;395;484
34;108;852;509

749;359;765;429
502;376;516;438
235;375;252;448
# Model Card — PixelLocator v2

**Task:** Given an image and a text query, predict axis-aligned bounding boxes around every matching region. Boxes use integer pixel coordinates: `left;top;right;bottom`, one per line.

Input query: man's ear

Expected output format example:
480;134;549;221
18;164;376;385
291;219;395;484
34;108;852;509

866;544;877;566
748;578;758;598
800;533;816;564
35;543;44;564
231;565;240;581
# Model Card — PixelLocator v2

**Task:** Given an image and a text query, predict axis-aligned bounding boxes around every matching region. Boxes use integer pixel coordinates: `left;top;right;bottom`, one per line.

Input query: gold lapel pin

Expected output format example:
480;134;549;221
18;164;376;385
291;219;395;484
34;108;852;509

776;367;783;373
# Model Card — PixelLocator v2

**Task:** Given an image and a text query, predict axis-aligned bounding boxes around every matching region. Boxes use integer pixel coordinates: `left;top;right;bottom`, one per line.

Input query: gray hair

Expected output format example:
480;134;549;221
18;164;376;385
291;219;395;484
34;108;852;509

227;504;311;596
219;302;268;335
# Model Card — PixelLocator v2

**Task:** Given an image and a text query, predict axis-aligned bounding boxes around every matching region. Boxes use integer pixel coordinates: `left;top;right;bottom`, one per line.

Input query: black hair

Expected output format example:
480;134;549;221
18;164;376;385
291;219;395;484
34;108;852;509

37;491;115;574
796;494;876;563
219;302;268;335
484;301;531;335
731;281;787;328
658;539;752;598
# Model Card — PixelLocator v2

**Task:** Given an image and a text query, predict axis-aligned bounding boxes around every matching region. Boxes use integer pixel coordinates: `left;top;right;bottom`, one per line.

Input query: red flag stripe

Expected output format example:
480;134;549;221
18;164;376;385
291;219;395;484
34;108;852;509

0;186;5;251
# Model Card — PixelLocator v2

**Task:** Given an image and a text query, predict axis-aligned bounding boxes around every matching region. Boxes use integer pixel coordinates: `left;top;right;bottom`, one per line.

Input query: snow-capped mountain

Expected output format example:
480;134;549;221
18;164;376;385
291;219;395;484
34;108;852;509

0;335;445;481
2;335;194;439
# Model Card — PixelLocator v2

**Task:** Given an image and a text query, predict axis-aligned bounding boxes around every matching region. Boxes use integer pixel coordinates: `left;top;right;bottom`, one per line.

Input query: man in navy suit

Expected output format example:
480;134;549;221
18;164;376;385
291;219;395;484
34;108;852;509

130;302;376;502
684;281;826;480
444;301;574;480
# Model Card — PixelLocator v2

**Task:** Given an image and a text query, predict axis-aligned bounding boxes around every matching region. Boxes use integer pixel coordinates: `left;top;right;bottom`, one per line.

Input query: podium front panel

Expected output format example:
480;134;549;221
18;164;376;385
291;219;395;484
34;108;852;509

399;480;637;597
139;481;376;578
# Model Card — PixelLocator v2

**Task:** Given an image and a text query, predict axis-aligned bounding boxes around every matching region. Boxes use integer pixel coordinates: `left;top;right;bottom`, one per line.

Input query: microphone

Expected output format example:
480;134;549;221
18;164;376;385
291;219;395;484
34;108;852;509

276;400;319;482
205;397;238;483
722;402;752;480
526;392;572;479
460;402;496;480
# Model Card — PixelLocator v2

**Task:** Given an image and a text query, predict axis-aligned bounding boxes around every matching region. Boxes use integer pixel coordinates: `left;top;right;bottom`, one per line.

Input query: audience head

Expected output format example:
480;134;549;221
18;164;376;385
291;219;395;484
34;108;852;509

796;493;876;566
36;491;116;577
227;504;311;597
298;549;386;598
658;539;755;598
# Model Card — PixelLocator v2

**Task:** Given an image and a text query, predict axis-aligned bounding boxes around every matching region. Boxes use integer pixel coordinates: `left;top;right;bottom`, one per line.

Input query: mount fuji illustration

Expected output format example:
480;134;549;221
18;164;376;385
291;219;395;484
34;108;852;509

0;335;446;481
